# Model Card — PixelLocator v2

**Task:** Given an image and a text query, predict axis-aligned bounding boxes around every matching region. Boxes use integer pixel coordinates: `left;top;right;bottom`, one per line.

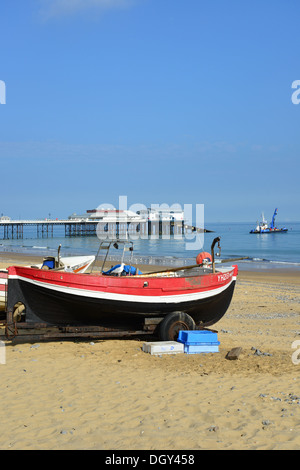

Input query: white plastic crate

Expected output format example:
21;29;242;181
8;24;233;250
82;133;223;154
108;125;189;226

142;341;184;355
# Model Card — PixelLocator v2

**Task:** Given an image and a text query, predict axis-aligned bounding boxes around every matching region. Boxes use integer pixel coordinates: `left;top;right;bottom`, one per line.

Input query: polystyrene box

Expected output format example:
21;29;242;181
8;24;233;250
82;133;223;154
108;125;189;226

142;341;184;355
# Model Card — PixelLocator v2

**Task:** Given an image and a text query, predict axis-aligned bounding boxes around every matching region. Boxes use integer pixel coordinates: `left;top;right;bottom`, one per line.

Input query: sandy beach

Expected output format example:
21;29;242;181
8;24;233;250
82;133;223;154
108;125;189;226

0;252;300;450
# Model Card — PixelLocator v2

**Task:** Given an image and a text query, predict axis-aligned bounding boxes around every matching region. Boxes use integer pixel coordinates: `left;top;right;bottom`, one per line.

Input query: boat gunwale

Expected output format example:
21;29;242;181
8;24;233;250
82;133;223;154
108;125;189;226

7;265;238;300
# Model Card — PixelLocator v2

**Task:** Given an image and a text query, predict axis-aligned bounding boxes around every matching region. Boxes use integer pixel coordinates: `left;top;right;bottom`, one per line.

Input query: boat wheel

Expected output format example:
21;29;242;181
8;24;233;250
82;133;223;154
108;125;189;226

159;312;195;341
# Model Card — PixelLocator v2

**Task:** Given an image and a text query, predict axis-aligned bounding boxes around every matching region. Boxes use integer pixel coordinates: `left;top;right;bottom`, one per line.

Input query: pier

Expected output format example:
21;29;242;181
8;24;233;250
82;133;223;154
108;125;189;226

0;219;97;240
0;218;209;240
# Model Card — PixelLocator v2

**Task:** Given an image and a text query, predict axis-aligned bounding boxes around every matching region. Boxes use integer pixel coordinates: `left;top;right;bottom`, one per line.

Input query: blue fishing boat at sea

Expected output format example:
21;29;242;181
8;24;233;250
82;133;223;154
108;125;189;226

250;208;288;234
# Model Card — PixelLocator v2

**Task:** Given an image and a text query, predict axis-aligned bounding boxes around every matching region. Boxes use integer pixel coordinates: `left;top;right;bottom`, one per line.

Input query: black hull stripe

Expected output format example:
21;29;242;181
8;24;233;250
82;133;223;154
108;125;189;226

9;274;236;304
7;278;236;328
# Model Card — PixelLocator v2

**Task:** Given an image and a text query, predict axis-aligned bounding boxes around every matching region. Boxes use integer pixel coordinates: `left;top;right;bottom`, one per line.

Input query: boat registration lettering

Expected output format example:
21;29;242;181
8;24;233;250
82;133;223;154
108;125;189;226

217;272;232;283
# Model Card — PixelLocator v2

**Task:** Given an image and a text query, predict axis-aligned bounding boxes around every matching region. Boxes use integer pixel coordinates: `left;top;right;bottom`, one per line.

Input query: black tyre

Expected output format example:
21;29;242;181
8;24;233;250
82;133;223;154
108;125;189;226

159;312;195;341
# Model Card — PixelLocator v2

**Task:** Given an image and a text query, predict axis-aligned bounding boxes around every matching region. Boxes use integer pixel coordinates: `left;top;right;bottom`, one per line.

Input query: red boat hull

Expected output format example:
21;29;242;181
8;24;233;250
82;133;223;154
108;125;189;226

0;270;7;311
7;265;238;328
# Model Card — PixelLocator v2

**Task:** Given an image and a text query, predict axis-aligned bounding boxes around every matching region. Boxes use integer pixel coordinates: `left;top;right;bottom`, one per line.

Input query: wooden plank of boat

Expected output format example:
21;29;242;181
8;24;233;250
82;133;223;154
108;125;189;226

2;321;158;340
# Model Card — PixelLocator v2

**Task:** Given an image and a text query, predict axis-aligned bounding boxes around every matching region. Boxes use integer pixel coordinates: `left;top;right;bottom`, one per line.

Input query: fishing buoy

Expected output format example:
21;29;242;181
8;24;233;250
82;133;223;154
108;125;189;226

196;251;212;265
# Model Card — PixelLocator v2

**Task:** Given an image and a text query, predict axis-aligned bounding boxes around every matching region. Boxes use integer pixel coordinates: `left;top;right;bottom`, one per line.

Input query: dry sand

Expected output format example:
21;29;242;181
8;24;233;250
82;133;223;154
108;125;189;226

0;252;300;450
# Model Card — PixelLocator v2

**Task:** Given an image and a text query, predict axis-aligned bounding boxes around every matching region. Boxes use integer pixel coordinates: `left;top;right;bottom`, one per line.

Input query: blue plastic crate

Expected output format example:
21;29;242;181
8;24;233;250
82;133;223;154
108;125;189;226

178;330;220;354
177;330;218;345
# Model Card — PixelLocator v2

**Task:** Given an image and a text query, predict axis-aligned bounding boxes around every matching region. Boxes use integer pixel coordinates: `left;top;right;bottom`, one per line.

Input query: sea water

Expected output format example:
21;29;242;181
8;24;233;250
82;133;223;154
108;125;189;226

0;221;299;271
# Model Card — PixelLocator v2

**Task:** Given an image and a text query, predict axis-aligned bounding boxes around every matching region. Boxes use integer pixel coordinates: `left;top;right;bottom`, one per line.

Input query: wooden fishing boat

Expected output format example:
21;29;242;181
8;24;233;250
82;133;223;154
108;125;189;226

0;247;95;311
5;238;238;340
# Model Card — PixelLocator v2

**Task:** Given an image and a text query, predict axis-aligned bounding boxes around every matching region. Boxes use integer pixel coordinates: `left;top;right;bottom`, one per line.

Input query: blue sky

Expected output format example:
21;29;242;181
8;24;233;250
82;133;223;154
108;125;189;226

0;0;299;222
